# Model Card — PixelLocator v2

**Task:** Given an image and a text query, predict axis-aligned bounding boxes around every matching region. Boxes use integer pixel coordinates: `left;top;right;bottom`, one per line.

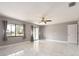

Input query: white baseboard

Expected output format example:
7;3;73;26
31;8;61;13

46;39;67;43
40;39;77;44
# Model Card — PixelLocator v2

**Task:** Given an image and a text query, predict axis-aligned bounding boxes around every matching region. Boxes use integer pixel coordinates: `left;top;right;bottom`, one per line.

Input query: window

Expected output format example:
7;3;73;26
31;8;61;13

6;24;24;37
11;24;16;36
16;25;24;36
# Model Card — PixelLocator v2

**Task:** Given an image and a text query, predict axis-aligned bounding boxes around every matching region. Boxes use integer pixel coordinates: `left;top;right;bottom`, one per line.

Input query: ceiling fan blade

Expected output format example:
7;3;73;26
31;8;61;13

44;21;47;24
46;20;52;22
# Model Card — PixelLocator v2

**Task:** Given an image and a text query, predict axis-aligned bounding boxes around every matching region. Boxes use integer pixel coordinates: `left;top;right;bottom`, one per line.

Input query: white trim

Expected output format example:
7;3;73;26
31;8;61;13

40;39;77;44
46;39;67;43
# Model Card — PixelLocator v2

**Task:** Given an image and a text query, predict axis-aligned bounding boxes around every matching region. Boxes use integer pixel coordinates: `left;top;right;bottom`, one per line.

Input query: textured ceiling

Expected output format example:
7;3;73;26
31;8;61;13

0;2;79;25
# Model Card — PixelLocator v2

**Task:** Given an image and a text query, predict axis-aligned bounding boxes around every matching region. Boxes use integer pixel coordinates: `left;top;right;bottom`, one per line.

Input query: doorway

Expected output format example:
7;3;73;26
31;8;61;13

33;26;39;41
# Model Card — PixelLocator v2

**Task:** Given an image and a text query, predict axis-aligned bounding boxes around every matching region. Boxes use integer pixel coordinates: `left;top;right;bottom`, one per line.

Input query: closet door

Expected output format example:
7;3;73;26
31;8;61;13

68;24;77;43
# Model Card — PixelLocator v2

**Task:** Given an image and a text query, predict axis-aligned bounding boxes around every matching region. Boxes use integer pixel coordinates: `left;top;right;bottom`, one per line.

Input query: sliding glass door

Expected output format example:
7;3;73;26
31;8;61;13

33;26;39;41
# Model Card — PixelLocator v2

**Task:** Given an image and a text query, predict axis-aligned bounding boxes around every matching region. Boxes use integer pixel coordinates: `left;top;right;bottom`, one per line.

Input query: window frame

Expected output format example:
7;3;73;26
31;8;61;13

6;24;24;37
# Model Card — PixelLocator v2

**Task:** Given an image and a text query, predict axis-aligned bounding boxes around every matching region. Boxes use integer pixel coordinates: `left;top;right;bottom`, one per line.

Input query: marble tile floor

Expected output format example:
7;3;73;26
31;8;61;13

0;40;79;56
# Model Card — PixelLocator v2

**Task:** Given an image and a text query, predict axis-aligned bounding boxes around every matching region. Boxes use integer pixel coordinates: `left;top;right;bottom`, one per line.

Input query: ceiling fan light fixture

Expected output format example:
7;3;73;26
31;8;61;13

40;16;52;24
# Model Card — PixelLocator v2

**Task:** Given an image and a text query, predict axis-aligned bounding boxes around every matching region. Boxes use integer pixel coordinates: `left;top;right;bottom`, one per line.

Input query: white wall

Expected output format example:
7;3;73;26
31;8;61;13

39;21;77;43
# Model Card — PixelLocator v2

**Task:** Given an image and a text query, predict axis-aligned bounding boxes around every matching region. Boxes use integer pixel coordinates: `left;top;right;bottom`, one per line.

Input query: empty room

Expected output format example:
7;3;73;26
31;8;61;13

0;2;79;56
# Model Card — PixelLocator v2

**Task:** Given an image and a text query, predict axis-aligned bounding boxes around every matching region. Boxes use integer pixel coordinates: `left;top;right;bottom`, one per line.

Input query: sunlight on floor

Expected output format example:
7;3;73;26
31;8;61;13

0;41;79;56
8;50;24;56
33;41;39;52
7;41;40;56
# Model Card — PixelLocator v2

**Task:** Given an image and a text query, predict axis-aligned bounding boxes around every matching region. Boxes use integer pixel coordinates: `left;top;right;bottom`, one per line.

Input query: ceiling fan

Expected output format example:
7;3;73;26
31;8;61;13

40;16;52;24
